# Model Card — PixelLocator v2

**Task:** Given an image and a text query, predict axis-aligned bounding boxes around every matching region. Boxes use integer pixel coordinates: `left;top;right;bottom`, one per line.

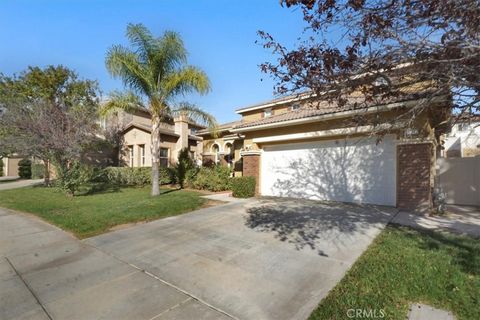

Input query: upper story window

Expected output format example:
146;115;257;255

373;75;390;88
289;103;301;111
263;108;272;118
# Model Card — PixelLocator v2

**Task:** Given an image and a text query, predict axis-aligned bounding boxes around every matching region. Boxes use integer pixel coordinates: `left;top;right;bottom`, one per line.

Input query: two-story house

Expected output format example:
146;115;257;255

442;116;480;158
104;108;205;168
199;87;451;212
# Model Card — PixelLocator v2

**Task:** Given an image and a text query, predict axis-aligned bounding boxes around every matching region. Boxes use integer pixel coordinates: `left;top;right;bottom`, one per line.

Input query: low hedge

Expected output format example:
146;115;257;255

188;166;232;192
231;176;256;198
103;166;173;186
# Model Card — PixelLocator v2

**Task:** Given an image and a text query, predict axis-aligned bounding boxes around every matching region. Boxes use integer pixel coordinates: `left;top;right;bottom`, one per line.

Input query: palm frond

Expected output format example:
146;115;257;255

99;91;145;117
105;45;153;96
163;66;210;100
125;23;156;63
172;102;217;130
150;31;188;89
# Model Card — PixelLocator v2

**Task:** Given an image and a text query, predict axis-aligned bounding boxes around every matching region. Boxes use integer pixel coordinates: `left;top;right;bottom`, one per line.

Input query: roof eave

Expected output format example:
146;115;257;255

231;99;431;133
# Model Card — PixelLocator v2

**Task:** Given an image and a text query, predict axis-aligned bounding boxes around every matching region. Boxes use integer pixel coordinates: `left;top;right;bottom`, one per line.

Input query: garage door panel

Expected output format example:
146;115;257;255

261;136;396;206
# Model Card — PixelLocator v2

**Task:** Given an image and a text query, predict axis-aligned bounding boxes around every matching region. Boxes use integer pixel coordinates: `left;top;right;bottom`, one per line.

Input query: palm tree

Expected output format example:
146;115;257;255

103;23;216;196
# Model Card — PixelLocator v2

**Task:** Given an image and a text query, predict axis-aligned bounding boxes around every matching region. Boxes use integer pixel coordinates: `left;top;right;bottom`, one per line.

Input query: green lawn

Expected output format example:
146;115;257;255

310;225;480;320
0;186;208;238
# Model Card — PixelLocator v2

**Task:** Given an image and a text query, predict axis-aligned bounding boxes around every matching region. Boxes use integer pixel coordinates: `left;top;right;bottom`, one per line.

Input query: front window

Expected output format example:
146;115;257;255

159;147;169;167
128;145;134;167
139;144;145;166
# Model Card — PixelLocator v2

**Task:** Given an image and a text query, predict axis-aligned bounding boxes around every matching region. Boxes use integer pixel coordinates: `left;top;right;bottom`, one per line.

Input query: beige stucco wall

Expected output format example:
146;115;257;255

121;126;202;167
121;128;179;167
437;157;480;206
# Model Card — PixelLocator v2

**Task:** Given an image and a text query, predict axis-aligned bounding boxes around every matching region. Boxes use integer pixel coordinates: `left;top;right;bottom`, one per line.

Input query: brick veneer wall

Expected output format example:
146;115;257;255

397;143;433;212
243;154;260;195
202;155;215;167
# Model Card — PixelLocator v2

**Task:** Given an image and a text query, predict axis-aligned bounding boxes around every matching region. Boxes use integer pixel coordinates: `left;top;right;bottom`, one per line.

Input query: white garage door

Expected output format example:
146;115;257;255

261;135;397;206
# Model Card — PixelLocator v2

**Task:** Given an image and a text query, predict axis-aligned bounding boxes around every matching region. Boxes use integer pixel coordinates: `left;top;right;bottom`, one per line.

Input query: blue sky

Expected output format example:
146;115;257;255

0;0;306;123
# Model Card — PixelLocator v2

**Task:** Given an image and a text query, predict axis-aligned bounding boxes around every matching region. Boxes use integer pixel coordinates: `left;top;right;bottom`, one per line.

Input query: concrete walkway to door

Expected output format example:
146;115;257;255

1;198;397;320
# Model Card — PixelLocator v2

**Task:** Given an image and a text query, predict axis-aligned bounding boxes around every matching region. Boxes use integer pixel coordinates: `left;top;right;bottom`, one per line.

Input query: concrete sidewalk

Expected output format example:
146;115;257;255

0;207;230;320
0;179;43;191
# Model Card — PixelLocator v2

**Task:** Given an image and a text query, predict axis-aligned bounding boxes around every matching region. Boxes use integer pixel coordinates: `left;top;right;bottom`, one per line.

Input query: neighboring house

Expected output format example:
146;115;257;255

197;120;244;173
107;109;204;168
199;89;450;212
442;116;480;158
1;156;22;177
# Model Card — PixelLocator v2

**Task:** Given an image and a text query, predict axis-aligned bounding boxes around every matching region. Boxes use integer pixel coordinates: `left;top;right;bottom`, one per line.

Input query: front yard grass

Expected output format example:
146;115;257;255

310;225;480;320
0;186;208;238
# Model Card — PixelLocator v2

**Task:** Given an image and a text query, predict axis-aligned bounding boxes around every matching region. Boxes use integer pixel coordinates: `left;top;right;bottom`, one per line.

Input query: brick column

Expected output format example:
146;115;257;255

397;142;433;213
202;155;215;167
242;151;261;195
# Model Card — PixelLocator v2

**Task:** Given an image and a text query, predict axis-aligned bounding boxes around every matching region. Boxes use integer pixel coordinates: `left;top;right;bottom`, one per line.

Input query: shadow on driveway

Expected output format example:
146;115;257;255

245;197;397;256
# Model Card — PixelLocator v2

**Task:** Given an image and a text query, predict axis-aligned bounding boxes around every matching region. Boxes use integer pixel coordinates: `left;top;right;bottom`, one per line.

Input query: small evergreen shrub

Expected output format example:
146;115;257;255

56;161;94;196
231;176;256;198
31;163;46;179
18;158;32;179
190;165;232;191
172;148;195;188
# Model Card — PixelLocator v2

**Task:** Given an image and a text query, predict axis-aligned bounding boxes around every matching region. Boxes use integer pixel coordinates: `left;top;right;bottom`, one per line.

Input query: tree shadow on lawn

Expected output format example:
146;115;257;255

77;184;181;196
392;223;480;276
76;183;122;196
244;197;395;256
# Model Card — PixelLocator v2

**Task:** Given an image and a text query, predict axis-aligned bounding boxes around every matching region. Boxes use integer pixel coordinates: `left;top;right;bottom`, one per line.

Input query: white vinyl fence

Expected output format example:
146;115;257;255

436;157;480;206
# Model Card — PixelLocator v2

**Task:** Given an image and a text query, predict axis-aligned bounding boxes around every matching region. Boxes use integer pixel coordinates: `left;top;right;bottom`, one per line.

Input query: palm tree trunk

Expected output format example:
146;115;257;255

151;116;161;196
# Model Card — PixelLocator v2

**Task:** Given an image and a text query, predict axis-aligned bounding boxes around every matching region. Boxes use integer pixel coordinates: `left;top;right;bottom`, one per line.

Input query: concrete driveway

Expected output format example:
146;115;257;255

1;198;396;320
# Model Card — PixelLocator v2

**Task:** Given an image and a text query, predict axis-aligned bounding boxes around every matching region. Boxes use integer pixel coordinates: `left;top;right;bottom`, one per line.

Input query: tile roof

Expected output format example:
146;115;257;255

233;97;364;129
232;93;435;130
122;122;180;137
197;120;243;135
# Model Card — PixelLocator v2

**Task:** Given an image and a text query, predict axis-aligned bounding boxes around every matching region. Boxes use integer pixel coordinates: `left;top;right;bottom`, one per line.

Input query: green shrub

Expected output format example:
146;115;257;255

18;158;32;179
172;148;195;188
231;176;256;198
56;161;93;196
31;163;45;179
190;165;232;192
104;166;173;186
0;158;3;177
